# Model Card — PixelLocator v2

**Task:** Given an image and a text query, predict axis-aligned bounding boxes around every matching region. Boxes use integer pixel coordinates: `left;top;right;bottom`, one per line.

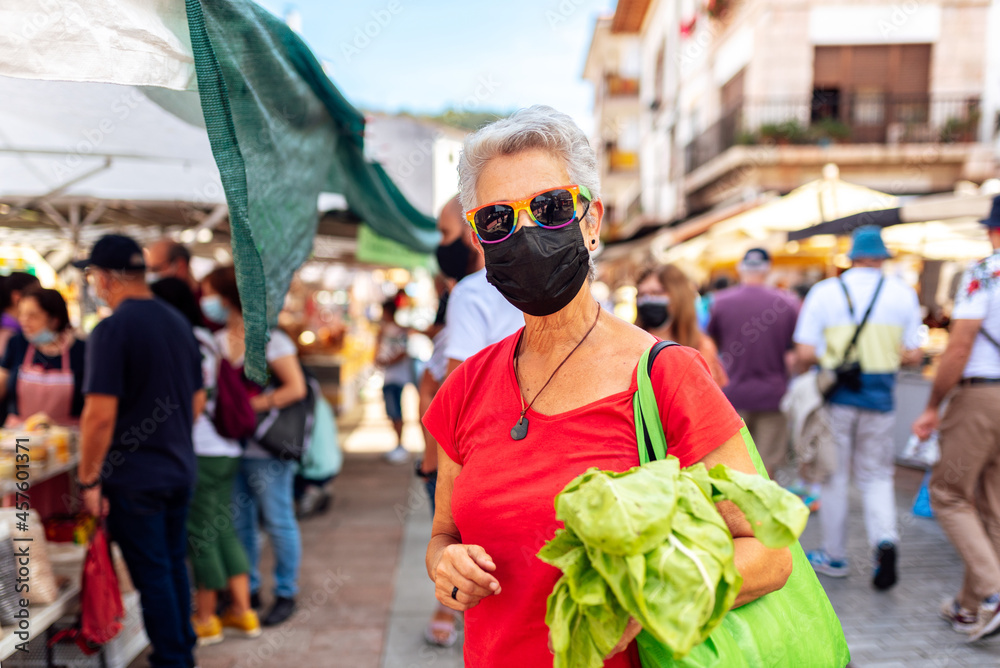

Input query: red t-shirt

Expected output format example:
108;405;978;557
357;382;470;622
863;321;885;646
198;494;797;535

423;331;743;668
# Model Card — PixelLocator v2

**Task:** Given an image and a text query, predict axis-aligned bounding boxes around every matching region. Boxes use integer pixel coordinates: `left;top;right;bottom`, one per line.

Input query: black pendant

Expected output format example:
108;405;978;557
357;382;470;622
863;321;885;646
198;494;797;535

511;416;529;441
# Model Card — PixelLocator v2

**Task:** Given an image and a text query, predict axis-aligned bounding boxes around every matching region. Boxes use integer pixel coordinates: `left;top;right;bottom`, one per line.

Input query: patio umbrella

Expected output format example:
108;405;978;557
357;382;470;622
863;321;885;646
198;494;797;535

787;191;997;241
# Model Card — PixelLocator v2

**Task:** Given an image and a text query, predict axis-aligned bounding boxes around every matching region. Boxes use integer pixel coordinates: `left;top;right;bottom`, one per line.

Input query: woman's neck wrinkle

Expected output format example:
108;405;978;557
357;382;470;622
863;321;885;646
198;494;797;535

521;295;599;357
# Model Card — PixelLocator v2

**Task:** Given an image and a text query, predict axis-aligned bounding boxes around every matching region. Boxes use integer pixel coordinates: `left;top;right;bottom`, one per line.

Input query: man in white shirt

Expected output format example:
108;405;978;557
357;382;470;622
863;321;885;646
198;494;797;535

914;201;1000;639
795;225;922;591
419;196;522;648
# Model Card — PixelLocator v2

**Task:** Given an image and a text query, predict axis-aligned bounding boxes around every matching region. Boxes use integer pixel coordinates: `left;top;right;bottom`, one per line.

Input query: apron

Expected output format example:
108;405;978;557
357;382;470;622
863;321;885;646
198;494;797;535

15;343;77;426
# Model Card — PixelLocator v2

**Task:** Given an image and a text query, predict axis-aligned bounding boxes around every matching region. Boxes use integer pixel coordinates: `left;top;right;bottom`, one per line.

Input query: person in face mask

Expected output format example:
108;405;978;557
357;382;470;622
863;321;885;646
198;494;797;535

203;265;307;628
420;195;524;647
422;106;791;667
146;239;196;292
634;270;672;336
0;287;86;426
634;265;728;388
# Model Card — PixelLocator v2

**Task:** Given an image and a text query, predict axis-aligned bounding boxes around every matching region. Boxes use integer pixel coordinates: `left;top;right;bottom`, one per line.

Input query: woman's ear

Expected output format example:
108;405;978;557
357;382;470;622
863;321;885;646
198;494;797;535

585;199;604;247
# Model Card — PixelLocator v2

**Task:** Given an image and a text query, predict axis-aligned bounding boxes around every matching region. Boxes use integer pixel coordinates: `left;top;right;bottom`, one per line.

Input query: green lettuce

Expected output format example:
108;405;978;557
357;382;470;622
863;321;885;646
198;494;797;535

540;456;808;668
555;459;681;556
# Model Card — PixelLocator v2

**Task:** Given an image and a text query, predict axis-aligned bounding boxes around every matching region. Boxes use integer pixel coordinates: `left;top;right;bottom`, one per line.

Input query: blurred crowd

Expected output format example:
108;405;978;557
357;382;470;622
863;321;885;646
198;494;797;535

1;196;997;665
0;234;340;667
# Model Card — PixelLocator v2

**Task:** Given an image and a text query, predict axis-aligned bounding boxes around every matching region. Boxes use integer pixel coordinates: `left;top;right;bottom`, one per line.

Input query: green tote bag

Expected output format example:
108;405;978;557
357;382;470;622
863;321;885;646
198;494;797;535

632;342;851;668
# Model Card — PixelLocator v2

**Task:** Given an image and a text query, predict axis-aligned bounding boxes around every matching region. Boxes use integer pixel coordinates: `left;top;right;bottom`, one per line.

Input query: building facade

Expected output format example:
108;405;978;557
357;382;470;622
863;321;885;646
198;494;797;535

583;17;643;239
592;0;999;231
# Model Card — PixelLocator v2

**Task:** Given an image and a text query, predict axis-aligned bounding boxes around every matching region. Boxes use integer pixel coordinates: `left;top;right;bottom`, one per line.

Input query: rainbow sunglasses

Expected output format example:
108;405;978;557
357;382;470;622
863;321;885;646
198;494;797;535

465;184;592;244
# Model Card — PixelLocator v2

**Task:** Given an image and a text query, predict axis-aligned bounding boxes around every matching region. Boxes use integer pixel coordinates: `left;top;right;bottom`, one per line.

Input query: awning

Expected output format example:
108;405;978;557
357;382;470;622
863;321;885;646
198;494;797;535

655;170;898;272
787;191;997;240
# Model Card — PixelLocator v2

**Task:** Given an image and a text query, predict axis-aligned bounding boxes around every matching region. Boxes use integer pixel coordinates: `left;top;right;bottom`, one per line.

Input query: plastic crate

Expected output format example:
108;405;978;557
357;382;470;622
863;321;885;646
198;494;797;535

5;592;147;668
2;621;105;668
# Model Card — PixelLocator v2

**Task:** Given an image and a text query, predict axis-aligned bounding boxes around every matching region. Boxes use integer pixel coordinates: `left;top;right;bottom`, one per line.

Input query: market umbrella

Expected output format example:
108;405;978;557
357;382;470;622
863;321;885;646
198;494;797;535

656;172;896;271
787;191;997;241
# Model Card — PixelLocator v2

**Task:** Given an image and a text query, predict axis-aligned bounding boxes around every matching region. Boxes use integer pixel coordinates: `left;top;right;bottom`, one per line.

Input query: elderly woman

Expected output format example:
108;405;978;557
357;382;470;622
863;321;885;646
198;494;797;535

422;106;792;667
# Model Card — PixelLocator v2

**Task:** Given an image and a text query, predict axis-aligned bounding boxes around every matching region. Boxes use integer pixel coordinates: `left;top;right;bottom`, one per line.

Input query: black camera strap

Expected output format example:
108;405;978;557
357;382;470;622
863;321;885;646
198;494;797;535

980;327;1000;354
838;275;885;366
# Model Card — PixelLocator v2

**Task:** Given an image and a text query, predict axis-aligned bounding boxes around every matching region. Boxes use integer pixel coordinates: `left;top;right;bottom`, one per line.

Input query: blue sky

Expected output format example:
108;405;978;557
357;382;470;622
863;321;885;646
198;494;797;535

255;0;614;132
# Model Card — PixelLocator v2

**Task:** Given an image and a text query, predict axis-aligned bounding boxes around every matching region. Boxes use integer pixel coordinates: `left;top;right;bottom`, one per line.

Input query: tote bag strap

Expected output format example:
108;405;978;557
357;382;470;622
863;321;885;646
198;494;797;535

634;341;678;465
634;340;770;478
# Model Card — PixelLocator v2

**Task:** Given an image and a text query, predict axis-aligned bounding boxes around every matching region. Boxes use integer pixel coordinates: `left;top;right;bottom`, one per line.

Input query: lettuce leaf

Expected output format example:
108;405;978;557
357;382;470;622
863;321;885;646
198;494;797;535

555;459;680;556
706;464;809;549
541;456;807;665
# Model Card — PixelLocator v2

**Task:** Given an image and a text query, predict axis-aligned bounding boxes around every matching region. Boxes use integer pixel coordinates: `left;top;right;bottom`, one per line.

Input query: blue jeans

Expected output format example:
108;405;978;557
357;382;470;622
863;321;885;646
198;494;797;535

105;485;195;668
425;471;437;517
382;383;404;421
233;457;301;598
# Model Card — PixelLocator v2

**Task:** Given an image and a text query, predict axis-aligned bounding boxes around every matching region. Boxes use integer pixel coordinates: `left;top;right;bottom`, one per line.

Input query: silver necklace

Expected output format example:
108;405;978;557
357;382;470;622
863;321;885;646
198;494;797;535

510;306;600;441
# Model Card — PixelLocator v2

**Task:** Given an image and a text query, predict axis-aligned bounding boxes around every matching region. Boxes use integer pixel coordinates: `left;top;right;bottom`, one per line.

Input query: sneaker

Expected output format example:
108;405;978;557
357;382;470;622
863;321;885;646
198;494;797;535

940;598;979;634
296;485;332;519
969;594;1000;642
262;596;296;627
191;615;224;646
384;445;409;465
872;541;898;591
807;550;849;578
221;609;263;638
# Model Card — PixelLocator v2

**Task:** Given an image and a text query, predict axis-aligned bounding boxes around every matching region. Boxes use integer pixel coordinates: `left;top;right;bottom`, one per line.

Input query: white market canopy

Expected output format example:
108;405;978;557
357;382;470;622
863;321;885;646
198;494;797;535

655;168;899;268
0;75;227;257
0;0;441;381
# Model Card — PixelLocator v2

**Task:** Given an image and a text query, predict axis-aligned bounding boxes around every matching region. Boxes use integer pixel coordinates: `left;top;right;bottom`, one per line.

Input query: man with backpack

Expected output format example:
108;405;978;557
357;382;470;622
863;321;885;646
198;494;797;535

794;226;922;590
913;199;1000;639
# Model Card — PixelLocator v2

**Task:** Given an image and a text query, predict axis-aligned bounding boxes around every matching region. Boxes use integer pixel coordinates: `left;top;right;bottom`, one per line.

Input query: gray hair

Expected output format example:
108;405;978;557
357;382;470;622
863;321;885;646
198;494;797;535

457;105;601;217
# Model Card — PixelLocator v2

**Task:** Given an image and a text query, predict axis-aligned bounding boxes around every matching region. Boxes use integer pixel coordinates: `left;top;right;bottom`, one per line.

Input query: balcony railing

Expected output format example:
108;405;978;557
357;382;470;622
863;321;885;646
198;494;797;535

684;94;982;174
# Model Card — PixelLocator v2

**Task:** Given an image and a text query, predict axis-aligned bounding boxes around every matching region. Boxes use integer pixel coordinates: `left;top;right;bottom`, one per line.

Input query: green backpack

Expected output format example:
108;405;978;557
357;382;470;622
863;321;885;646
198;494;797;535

632;342;851;668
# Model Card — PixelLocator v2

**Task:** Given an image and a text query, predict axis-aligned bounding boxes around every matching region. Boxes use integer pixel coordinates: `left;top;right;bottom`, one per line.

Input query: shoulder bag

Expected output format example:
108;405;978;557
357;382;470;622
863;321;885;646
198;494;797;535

632;342;851;668
822;276;884;399
254;364;317;462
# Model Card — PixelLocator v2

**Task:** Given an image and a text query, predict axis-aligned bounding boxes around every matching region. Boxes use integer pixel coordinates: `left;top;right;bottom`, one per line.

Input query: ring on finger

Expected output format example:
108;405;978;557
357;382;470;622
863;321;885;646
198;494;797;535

451;586;459;601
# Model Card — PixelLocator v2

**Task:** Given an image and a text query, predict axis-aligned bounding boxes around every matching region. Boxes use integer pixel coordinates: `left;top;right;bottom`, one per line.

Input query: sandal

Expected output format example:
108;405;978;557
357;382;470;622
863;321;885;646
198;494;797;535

424;608;459;648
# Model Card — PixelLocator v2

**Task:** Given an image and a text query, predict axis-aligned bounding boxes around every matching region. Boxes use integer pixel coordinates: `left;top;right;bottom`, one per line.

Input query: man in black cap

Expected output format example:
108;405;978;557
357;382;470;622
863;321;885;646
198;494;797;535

75;234;205;668
707;248;799;476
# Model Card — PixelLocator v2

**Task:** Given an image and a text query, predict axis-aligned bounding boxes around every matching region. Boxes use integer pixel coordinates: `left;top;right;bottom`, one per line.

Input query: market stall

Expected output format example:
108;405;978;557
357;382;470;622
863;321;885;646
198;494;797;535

0;1;442;662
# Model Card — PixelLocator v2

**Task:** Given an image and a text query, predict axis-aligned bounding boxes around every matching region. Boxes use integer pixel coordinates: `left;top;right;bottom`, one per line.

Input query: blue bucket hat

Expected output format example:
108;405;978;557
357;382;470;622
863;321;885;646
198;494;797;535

980;195;1000;229
848;225;890;260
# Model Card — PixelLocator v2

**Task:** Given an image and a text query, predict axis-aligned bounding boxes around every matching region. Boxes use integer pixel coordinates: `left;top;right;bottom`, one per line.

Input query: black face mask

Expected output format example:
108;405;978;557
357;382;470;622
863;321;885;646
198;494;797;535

482;222;590;317
435;238;472;281
636;296;670;330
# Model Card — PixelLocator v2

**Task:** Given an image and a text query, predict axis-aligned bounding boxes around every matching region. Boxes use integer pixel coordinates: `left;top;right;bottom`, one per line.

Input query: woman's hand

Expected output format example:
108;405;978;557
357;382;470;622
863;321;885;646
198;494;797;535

699;431;793;607
432;543;501;611
606;618;642;659
249;393;272;413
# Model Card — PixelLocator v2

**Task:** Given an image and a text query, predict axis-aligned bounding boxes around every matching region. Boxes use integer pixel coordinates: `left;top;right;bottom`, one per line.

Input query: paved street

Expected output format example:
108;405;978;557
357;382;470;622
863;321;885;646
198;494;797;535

131;385;1000;667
